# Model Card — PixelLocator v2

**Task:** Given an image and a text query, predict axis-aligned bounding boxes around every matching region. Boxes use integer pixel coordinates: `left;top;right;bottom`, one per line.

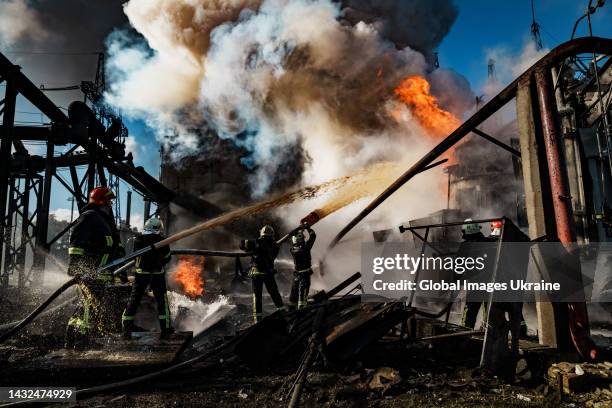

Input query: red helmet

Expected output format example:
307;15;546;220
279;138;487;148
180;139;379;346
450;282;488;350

490;220;503;230
89;187;116;205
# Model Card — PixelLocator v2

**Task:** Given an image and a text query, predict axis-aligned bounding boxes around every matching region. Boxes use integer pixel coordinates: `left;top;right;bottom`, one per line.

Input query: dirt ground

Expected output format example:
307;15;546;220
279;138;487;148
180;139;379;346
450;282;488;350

63;364;612;408
3;289;612;408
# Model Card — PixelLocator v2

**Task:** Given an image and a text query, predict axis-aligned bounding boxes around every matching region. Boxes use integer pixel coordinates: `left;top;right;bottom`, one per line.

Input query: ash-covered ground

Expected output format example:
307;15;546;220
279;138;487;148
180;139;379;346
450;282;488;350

1;278;612;408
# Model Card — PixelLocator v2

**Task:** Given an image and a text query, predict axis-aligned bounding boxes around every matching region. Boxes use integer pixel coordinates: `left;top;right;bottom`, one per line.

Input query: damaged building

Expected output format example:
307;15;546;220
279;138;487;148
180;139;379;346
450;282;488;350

0;1;612;407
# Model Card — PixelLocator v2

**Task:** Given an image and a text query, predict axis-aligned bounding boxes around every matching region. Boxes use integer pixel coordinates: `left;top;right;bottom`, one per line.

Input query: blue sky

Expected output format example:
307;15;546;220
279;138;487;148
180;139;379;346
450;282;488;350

24;0;612;226
438;0;612;90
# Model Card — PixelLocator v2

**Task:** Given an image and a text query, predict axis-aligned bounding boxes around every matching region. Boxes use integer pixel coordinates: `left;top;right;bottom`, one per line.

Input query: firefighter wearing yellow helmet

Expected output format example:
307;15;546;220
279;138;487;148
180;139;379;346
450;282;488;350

240;225;284;322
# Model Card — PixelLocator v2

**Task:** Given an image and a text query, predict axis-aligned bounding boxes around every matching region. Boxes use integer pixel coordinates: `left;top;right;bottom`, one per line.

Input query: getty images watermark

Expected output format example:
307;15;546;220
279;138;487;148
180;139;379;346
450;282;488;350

361;242;612;303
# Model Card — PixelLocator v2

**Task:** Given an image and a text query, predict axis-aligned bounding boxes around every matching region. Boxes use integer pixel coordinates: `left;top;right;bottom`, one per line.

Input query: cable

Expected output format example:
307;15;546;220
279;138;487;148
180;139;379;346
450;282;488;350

0;295;77;332
75;336;239;398
0;278;77;344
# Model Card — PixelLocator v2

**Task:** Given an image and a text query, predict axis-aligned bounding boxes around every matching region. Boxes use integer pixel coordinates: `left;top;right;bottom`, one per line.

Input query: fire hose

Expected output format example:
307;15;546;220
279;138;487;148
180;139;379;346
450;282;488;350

0;260;136;344
0;295;78;332
0;277;77;344
100;221;309;276
0;339;241;408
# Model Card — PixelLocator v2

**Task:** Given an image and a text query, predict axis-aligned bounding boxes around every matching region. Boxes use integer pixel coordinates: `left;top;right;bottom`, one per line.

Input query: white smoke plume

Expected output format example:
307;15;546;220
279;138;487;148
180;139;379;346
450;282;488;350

105;0;473;196
484;39;550;96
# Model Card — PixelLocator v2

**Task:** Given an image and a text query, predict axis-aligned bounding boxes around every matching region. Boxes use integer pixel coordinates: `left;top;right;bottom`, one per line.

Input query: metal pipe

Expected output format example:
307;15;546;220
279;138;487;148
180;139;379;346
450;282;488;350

399;217;503;232
171;249;252;258
534;67;598;361
535;68;575;243
328;37;612;249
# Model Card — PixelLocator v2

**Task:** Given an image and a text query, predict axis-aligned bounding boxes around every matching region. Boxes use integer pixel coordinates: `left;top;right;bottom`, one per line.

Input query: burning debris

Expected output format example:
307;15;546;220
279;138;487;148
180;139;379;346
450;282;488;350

173;256;206;298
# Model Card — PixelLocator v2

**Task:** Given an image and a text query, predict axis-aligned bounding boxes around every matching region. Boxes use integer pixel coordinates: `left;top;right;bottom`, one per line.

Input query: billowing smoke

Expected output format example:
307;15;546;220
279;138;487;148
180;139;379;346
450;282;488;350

339;0;458;62
105;0;472;200
0;0;128;109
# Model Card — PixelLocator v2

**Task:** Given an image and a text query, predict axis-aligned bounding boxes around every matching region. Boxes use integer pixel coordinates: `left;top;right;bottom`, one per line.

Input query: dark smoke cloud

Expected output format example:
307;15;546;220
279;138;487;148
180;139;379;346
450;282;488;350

339;0;459;61
1;1;128;108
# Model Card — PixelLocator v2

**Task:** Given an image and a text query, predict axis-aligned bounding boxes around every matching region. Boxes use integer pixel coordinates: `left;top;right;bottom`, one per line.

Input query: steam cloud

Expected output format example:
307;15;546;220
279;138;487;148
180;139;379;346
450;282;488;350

105;0;474;197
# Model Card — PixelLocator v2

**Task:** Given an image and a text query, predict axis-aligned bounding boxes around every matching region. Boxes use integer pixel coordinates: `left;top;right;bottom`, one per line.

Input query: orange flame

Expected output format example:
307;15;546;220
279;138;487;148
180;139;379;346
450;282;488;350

173;256;205;298
394;75;460;138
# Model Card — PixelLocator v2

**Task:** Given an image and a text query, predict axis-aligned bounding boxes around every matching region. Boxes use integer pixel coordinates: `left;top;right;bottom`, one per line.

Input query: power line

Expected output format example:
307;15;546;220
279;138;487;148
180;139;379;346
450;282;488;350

539;25;560;44
3;50;101;56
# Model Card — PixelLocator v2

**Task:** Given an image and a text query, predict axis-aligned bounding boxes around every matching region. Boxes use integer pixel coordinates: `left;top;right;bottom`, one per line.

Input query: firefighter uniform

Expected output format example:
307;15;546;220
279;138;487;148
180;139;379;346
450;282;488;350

65;195;124;348
288;228;316;310
460;220;528;337
241;226;283;322
122;232;172;336
459;220;495;329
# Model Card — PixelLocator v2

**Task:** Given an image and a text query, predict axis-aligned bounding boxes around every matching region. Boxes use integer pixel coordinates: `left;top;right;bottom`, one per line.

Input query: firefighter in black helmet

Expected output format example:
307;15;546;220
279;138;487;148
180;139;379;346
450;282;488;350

288;225;316;310
122;217;173;339
65;187;125;348
240;225;284;322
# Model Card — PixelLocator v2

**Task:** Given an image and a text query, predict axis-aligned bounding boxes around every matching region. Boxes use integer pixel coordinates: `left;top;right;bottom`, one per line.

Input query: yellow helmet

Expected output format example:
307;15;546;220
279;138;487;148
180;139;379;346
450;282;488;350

259;224;275;238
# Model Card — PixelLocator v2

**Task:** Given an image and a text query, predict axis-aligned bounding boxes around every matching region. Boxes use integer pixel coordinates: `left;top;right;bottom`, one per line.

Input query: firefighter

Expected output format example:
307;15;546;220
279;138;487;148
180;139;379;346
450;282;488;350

288;225;316;310
65;187;124;348
490;219;503;238
487;220;528;337
122;217;173;339
460;219;494;329
240;225;284;322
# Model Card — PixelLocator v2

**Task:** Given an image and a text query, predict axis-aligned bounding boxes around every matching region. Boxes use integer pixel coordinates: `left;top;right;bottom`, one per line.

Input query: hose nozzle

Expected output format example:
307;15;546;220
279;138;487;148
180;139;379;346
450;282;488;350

300;211;321;227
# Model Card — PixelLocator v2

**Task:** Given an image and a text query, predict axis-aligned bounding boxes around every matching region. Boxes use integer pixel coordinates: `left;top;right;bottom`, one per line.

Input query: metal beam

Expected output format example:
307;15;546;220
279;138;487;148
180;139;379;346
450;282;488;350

17;175;31;288
69;165;85;208
471;128;521;157
330;37;612;248
0;52;67;123
0;69;17;286
31;140;55;285
12;126;52;141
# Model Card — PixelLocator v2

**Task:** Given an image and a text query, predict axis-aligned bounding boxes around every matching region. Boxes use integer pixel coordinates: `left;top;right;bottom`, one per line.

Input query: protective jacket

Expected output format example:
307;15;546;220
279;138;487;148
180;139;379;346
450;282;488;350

133;233;171;273
240;236;279;276
290;230;316;272
122;232;172;335
68;206;123;280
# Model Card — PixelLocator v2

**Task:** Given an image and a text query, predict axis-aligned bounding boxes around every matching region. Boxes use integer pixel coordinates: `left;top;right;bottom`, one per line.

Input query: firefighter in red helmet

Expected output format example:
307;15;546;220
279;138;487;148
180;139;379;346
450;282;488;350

65;187;125;348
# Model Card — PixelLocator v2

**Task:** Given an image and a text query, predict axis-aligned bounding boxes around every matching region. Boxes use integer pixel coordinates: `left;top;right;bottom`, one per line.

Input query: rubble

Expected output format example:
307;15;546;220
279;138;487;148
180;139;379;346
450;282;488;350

547;362;612;395
366;367;402;394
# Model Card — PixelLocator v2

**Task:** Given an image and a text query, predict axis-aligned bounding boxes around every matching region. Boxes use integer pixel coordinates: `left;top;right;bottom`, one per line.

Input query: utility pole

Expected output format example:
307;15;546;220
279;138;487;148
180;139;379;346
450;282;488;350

531;0;543;51
487;59;496;82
